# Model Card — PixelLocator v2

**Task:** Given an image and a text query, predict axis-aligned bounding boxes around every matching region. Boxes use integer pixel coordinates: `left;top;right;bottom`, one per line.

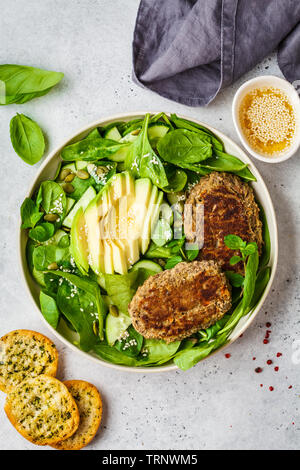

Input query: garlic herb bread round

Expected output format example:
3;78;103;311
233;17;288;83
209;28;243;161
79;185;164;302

52;380;102;450
4;374;79;446
0;329;58;393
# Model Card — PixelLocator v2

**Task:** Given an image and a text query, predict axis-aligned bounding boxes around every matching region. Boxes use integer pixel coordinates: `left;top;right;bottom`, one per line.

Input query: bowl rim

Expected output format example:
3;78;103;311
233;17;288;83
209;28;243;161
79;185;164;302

232;75;300;163
18;111;278;373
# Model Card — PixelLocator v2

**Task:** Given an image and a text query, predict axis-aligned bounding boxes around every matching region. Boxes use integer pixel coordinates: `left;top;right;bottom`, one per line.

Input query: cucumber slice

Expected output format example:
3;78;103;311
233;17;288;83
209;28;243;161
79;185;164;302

76;161;88;170
160;202;174;225
131;260;162;274
66;197;75;214
106;312;132;346
108;145;129;162
63;186;96;228
148;123;169;140
120;131;140;143
104;126;122;142
151;219;173;247
61;163;76;173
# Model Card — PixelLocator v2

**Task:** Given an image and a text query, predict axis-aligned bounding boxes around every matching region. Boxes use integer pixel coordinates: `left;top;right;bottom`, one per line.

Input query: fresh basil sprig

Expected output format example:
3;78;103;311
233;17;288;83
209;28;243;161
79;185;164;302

10;113;45;165
0;64;63;105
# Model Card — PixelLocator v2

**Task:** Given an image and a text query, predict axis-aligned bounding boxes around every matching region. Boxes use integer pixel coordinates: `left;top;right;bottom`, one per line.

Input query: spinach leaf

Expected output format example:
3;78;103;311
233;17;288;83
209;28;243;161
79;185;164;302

157;129;212;165
170;113;223;151
0;64;63;105
115;325;143;357
174;333;228;370
49;271;107;341
125;113;168;188
142;339;180;364
61;137;129;162
93;343;141;366
10;114;45;165
29;222;55;242
57;280;99;351
33;244;70;270
20;197;43;229
258;203;271;268
241;246;259;311
144;242;172;259
163;166;187;193
104;270;142;314
36;181;67;225
40;291;60;329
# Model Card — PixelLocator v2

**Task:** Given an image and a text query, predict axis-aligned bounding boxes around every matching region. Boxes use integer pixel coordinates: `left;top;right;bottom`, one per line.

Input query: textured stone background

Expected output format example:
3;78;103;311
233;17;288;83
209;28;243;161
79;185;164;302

0;0;299;450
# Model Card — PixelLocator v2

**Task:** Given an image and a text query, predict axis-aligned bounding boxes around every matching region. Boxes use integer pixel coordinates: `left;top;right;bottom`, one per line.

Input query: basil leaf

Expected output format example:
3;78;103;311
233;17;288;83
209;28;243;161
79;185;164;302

0;64;63;105
10;114;45;165
186;247;199;261
20;197;43;229
229;255;242;266
40;291;60;329
224;234;246;250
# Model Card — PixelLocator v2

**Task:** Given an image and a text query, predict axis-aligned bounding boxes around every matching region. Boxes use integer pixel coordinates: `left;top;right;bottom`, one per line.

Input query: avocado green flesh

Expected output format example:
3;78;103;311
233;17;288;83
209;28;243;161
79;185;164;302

75;171;163;275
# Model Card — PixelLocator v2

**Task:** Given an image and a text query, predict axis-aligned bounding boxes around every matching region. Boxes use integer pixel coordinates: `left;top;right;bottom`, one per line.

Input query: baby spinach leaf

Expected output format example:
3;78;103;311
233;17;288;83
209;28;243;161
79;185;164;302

40;291;60;329
144;242;172;259
93;343;141;366
163;166;187;193
142;339;180;364
104;271;142;314
157;129;212;165
49;271;107;341
125;113;168;188
0;64;63;105
36;181;67;224
61;137;129;162
29;222;55;242
258;203;271;268
242;246;259;311
20;197;43;229
170;113;223;151
10;114;45;165
115;325;143;357
57;280;99;351
33;244;70;270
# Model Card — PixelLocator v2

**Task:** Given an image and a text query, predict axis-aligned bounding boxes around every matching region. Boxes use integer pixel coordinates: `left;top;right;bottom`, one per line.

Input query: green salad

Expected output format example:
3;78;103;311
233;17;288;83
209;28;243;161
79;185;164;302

21;113;271;370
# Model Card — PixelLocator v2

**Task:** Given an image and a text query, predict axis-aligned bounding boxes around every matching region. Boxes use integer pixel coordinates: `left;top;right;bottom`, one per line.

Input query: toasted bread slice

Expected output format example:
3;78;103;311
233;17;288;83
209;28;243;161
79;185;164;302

52;380;102;450
0;329;58;393
4;375;79;446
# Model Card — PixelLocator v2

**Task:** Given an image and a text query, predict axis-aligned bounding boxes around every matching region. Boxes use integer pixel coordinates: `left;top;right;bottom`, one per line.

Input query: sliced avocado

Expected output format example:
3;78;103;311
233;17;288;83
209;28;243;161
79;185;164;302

127;178;152;243
63;186;96;228
110;240;128;274
141;189;164;254
103;240;114;274
70;207;89;275
140;185;158;253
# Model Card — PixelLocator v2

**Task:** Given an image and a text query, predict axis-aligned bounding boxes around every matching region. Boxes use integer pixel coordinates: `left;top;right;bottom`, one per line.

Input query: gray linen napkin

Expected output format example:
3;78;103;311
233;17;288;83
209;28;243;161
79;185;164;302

132;0;300;106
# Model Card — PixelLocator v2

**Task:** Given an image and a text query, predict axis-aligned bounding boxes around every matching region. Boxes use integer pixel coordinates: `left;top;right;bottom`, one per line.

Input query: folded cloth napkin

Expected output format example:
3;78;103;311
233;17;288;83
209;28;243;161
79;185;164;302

132;0;300;106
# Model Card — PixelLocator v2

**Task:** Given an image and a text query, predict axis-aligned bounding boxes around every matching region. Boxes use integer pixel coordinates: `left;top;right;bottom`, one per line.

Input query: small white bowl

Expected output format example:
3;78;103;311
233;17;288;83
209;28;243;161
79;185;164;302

232;75;300;163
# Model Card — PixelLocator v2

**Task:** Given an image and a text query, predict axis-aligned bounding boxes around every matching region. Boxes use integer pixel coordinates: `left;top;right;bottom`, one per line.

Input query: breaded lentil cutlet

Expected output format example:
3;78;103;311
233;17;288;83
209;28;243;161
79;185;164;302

129;260;231;343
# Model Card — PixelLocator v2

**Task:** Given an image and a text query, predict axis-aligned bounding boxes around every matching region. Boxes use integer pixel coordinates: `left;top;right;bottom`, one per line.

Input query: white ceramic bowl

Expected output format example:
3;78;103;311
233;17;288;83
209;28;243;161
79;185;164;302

232;75;300;163
19;112;278;373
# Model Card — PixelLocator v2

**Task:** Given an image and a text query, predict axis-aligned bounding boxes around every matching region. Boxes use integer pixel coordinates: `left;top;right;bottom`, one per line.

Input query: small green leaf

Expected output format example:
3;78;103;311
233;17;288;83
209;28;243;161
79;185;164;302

10;113;45;165
225;271;245;287
224;234;246;250
165;256;183;269
20;197;43;229
229;255;242;266
40;291;60;329
29;222;55;242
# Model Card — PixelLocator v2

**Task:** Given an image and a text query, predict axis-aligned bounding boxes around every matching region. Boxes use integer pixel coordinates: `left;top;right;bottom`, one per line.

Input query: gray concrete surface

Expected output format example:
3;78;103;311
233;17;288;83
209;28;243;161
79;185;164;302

0;0;299;450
